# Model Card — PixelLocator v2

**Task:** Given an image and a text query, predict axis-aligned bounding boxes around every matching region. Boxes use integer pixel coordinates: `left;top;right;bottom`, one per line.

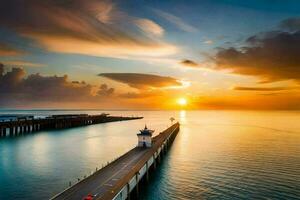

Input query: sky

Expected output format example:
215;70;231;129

0;0;300;110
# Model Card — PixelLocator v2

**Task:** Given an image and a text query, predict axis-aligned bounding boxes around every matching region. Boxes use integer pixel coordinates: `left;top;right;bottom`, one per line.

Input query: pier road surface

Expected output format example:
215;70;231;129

52;123;179;200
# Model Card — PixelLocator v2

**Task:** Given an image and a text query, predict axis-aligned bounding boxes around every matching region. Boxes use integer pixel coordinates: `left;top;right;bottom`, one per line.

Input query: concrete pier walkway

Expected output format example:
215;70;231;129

52;122;180;200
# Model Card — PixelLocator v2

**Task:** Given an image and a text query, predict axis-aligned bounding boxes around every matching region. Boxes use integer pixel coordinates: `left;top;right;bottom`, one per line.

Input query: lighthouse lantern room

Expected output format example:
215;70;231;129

137;125;154;148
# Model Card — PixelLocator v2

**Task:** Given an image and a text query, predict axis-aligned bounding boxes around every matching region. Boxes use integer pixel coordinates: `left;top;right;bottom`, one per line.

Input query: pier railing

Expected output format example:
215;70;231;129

105;122;180;200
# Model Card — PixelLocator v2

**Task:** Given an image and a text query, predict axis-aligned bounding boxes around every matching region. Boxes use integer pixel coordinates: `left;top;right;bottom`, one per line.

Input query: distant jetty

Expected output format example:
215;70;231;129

0;114;143;138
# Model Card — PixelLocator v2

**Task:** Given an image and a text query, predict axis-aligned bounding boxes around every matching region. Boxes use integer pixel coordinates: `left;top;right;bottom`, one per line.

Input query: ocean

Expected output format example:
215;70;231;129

0;110;299;199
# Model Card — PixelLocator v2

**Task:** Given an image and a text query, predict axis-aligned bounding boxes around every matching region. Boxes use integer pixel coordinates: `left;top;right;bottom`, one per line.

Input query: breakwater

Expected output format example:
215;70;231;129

0;114;142;138
52;122;180;200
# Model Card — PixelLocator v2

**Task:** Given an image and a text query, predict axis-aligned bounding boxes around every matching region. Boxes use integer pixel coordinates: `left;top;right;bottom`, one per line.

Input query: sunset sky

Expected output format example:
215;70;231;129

0;0;300;110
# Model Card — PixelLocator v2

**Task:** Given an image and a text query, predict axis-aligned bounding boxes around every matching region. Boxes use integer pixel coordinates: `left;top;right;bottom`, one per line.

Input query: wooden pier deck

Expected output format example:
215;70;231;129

52;122;180;200
0;114;142;138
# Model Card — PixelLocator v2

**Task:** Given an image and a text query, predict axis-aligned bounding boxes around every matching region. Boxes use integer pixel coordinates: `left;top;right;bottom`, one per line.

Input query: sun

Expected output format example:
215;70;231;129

177;97;187;106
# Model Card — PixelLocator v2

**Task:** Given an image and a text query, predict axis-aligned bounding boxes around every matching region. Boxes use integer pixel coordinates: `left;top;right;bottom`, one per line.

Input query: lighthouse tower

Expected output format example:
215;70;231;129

137;125;154;148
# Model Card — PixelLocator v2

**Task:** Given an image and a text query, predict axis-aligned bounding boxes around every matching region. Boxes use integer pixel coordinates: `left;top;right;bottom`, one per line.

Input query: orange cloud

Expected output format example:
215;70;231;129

135;18;164;36
30;33;176;59
232;86;293;91
0;0;176;59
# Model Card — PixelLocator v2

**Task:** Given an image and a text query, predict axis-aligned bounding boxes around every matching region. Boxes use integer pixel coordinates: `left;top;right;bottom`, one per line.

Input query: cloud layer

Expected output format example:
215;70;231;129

233;86;291;91
99;73;182;89
280;17;300;31
0;64;114;107
135;19;164;36
0;0;176;59
153;9;198;32
0;64;183;108
1;60;45;67
213;18;300;83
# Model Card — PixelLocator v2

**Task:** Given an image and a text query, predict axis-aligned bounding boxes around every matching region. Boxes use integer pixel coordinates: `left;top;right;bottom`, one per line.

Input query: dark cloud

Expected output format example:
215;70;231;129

213;19;300;83
259;93;282;96
0;64;114;106
98;84;114;96
180;59;199;68
0;42;24;56
99;73;182;89
233;86;291;91
0;63;3;75
0;0;175;59
280;17;300;32
119;92;145;99
118;91;161;99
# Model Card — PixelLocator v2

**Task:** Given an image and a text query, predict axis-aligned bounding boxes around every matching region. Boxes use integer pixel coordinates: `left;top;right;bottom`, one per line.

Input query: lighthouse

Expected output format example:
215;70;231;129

137;125;154;148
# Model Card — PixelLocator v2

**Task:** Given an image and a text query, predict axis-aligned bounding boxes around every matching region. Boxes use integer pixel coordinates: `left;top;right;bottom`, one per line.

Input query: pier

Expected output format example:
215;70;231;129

52;122;180;200
0;114;142;138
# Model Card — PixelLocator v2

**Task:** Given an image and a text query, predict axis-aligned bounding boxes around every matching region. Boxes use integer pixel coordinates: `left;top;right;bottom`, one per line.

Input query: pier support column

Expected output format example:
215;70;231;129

9;126;13;136
2;127;6;137
157;151;161;163
146;161;149;182
135;173;139;198
166;139;169;149
153;155;157;169
127;183;131;200
1;127;4;137
15;126;19;135
3;128;6;137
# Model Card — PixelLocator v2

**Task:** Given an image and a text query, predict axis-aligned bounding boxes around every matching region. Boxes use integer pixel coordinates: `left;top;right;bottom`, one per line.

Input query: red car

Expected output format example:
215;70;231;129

83;194;94;200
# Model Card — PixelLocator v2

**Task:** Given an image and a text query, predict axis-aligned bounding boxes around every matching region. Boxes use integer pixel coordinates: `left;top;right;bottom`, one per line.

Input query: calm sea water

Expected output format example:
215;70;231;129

0;110;299;199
